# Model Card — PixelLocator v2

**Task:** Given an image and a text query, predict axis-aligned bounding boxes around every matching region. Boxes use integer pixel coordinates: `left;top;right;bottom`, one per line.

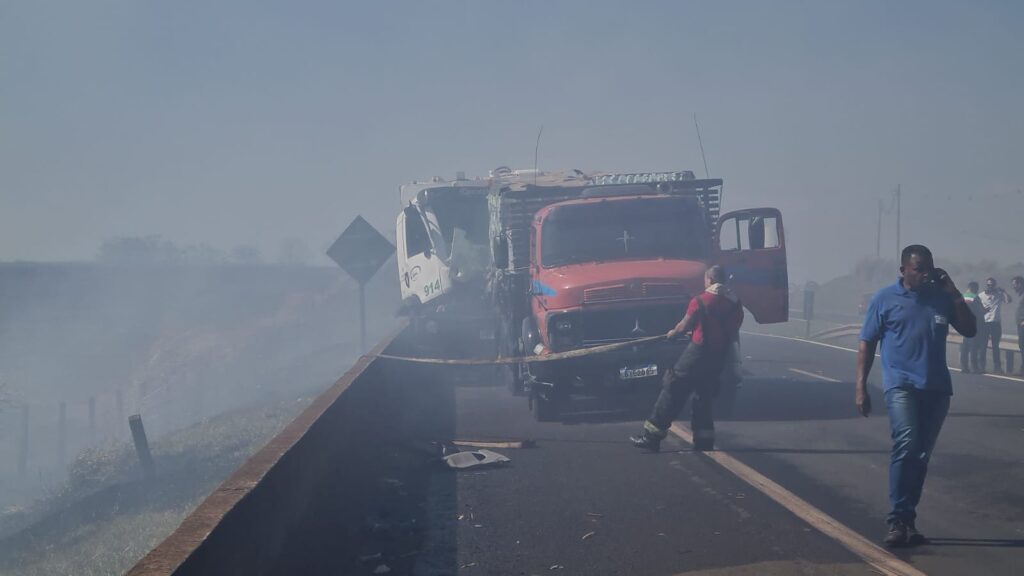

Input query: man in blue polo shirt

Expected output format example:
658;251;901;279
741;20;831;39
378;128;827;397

856;244;976;547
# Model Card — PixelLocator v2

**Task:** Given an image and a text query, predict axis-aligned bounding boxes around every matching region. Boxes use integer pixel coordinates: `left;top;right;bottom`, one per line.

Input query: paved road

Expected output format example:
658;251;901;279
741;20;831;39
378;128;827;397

400;331;1024;575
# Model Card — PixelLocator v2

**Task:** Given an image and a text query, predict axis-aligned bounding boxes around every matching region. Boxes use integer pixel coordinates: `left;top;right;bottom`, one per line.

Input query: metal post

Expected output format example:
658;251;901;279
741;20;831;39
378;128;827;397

57;401;66;469
128;414;155;478
88;396;96;445
115;390;124;438
17;404;29;478
359;281;367;353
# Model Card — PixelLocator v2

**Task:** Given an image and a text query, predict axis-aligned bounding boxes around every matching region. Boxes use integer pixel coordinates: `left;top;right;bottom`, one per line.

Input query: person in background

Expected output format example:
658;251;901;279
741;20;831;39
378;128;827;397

959;281;984;373
1013;276;1024;376
856;245;976;547
977;277;1012;374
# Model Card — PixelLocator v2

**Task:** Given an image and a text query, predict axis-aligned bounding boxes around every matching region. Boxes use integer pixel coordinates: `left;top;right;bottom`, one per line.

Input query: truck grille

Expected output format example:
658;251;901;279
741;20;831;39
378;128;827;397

641;283;684;299
583;282;684;303
579;304;684;345
583;285;628;303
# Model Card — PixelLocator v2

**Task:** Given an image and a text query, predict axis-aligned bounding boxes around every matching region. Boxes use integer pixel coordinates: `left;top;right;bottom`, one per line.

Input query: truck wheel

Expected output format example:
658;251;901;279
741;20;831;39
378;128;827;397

505;364;525;396
715;382;737;419
530;386;560;422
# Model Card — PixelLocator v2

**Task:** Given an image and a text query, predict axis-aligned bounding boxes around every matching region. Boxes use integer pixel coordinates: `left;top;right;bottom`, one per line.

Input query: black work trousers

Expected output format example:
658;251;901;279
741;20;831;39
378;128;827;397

648;343;724;446
959;336;982;372
979;322;1003;372
1018;323;1024;374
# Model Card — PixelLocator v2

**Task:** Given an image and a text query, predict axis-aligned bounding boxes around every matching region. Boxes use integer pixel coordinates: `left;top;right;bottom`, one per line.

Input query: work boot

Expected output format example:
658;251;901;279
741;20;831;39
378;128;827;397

631;421;666;453
630;432;661;452
906;522;927;546
883;520;910;547
693;438;715;452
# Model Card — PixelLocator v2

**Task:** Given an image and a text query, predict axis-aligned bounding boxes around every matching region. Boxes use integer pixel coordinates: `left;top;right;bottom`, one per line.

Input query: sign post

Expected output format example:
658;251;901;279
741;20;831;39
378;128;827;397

327;216;395;353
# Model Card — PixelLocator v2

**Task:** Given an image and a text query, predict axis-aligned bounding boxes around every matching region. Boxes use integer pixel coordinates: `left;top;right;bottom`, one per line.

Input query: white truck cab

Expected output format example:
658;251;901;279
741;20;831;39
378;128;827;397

395;175;492;310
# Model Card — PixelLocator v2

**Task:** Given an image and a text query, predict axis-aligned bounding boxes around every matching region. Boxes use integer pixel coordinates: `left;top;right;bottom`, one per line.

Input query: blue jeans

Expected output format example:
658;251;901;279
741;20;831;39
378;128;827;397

885;387;950;525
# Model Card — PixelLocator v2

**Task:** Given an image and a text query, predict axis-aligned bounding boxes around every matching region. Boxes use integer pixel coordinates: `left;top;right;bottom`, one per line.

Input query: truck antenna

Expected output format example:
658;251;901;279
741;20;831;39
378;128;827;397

694;113;710;179
534;125;544;185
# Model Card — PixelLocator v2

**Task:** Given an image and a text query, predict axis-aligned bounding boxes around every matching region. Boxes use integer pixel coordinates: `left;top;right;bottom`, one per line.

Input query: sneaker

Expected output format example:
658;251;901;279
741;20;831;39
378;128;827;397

906;523;927;546
884;521;909;547
630;433;661;453
693;439;715;452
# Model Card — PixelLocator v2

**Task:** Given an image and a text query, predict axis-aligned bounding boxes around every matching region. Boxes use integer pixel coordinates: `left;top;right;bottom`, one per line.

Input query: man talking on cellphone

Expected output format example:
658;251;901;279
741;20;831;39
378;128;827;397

856;245;976;547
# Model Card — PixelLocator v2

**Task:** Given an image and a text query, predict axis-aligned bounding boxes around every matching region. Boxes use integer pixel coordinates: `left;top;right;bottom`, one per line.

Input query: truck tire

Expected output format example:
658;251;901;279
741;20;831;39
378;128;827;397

504;364;525;396
530;385;560;422
715;381;737;419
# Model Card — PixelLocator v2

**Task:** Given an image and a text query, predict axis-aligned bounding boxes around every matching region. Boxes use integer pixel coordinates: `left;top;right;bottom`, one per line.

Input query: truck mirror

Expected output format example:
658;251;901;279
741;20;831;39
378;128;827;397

748;217;766;250
492;235;509;269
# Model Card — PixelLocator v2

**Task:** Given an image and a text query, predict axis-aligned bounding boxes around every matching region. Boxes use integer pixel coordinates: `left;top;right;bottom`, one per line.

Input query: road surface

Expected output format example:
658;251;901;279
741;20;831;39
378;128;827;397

370;330;1024;575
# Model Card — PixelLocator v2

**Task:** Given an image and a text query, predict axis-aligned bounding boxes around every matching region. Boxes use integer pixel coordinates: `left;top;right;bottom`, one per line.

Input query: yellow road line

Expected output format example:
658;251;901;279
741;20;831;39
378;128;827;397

787;367;842;383
669;424;927;576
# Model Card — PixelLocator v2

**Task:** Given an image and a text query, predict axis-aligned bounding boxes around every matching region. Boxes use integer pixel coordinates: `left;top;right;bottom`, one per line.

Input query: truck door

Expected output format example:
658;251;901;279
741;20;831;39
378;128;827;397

713;208;789;323
398;205;446;305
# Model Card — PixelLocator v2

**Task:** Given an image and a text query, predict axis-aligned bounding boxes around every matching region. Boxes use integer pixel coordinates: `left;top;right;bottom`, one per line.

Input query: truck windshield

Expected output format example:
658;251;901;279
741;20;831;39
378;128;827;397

541;197;707;267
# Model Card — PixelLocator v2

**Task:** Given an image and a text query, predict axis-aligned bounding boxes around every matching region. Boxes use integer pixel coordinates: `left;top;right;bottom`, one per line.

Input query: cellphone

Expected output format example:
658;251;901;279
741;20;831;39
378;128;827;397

930;268;949;286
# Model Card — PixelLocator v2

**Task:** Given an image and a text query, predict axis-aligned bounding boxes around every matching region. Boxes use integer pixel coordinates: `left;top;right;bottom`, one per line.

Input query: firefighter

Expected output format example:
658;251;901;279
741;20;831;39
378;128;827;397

631;265;744;452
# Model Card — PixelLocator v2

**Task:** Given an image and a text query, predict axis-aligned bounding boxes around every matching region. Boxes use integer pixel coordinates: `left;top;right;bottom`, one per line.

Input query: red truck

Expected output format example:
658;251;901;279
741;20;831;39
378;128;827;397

396;168;788;420
488;170;788;420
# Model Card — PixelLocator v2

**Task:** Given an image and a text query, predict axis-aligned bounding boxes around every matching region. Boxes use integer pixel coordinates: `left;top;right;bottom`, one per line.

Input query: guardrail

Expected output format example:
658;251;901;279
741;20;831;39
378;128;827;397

812;323;1021;373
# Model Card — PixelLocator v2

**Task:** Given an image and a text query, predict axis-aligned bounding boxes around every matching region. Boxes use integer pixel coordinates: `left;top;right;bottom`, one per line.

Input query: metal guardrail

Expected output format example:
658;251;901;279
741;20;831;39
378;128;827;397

811;322;1021;373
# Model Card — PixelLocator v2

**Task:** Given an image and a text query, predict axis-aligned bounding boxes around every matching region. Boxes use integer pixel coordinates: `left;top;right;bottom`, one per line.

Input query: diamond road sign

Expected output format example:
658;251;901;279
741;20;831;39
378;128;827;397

327;216;395;284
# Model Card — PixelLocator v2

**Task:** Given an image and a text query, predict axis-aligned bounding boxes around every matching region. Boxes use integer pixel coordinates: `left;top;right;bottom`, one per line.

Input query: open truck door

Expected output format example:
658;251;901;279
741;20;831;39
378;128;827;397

714;208;788;323
396;205;447;306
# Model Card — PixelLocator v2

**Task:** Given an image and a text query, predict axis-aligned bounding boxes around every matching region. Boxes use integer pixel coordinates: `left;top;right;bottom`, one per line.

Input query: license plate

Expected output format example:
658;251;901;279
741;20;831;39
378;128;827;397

620;363;658;380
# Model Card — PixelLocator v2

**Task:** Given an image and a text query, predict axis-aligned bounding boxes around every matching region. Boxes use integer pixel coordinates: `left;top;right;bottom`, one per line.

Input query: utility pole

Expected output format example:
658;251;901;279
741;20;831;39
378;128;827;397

876;199;883;259
895;184;902;259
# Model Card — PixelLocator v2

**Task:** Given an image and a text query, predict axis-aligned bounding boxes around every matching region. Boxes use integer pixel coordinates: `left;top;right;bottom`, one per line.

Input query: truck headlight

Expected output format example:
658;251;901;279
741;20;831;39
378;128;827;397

548;314;580;350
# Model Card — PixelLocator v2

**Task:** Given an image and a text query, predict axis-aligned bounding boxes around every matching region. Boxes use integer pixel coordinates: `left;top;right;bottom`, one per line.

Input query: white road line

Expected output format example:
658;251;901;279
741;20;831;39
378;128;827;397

669;424;927;576
741;331;858;354
787;367;842;383
743;331;1024;383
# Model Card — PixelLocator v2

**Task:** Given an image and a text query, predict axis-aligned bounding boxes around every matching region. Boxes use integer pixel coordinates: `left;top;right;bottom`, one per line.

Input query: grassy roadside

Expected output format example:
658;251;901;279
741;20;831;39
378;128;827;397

0;396;308;576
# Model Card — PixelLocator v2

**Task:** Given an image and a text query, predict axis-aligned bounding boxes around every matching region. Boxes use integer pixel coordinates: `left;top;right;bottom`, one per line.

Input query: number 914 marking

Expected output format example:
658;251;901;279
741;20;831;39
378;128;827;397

423;278;441;297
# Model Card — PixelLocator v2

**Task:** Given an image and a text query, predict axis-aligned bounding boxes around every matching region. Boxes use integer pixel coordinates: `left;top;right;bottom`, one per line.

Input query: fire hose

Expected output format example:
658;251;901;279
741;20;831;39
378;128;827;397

374;335;671;365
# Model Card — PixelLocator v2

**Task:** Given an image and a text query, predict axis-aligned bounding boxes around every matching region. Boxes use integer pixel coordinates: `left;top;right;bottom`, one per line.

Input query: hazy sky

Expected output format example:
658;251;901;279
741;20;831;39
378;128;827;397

2;0;1022;282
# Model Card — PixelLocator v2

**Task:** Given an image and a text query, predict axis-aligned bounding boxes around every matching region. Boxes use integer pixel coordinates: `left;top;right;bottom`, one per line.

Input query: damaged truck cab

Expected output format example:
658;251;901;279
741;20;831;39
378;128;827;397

395;176;495;356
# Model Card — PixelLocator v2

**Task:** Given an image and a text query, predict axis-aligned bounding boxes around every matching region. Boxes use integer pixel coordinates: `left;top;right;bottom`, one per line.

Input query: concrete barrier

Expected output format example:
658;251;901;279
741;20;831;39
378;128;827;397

125;321;457;575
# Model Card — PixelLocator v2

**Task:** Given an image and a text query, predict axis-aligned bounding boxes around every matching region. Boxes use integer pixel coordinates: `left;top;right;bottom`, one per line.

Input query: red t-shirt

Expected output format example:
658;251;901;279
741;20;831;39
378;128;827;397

687;291;744;350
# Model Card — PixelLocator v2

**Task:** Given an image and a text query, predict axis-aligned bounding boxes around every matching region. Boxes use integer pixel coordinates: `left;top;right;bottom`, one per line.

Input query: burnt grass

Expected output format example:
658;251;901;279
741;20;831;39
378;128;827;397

0;400;298;576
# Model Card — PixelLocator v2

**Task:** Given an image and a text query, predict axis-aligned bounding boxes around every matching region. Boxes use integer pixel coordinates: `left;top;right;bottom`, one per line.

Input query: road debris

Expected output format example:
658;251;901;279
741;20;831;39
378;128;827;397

586;512;603;518
373;564;391;575
581;531;595;541
549;564;564;570
453;439;536;449
460;562;478;569
443;449;511;470
358;553;382;563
